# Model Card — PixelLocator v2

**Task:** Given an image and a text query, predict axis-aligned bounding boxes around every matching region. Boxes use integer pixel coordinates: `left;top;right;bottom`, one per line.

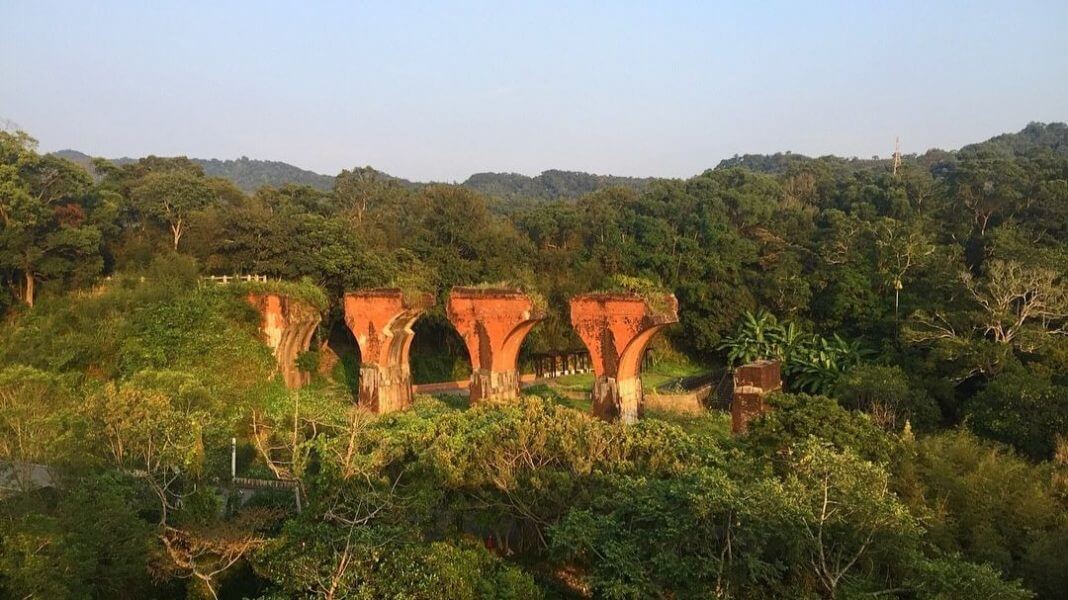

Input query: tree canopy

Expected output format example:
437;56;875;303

1;122;1065;598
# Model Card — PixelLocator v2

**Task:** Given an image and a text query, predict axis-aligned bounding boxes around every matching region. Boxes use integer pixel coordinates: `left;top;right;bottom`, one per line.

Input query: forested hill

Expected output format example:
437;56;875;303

50;122;1068;197
52;150;338;192
5;119;1068;599
959;121;1068;157
461;169;655;201
50;150;654;199
193;156;337;191
715;121;1068;173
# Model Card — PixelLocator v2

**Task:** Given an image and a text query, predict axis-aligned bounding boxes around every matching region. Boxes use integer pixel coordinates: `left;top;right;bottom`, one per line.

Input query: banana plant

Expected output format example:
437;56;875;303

788;334;872;394
721;311;870;394
718;310;782;364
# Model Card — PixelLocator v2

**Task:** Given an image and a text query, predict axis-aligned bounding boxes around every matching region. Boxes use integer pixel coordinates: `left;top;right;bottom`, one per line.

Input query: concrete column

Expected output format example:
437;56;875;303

446;287;546;404
343;289;434;413
569;293;679;423
246;294;322;389
730;360;783;434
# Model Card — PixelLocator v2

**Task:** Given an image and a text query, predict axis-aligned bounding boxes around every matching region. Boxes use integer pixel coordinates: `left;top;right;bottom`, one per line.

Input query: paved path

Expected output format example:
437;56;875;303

413;373;538;395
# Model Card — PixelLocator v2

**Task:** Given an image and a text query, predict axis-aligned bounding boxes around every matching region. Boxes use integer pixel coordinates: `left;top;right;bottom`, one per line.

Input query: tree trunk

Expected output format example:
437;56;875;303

171;218;183;251
23;271;35;307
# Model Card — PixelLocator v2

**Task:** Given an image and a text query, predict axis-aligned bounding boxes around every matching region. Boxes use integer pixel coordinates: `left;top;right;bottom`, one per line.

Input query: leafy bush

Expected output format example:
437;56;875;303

295;350;320;374
719;310;870;393
0;475;156;598
965;372;1068;460
229;277;329;311
834;364;941;430
745;392;902;465
896;430;1067;598
606;274;674;314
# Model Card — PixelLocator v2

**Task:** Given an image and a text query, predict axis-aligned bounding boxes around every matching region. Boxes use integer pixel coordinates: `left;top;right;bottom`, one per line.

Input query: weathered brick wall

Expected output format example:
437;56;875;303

730;360;782;434
246;294;321;389
343;289;434;413
447;288;545;404
569;293;678;423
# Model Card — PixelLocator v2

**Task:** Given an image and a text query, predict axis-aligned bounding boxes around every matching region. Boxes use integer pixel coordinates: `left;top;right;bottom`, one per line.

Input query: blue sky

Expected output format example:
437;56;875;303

3;1;1066;181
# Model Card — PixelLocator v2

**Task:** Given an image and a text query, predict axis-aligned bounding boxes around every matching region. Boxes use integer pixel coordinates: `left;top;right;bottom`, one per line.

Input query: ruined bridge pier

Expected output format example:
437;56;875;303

730;360;782;434
447;288;546;404
246;294;322;389
343;289;434;413
570;293;679;423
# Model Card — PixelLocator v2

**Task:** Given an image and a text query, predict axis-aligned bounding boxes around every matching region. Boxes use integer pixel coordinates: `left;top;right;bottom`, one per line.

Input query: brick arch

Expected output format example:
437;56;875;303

569;292;679;423
343;289;434;413
246;293;322;389
616;324;669;381
446;287;546;403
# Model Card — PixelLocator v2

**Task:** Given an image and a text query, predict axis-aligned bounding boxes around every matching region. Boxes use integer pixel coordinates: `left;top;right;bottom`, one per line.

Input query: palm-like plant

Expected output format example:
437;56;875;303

721;311;870;394
770;320;809;362
718;310;782;365
788;334;872;394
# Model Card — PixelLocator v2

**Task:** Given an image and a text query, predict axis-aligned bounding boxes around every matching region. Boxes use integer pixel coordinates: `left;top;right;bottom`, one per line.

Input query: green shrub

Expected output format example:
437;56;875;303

965;372;1068;460
745;392;902;465
229;277;329;311
834;364;941;430
897;430;1067;598
295;350;320;374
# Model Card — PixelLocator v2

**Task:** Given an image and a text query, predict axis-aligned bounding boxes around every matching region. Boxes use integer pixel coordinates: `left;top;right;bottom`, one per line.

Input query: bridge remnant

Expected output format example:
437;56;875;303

343;289;434;413
447;287;546;404
246;294;322;389
569;292;679;423
730;360;782;434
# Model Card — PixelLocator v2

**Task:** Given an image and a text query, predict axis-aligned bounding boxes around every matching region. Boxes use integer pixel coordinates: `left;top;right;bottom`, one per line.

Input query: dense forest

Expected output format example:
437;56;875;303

51;148;654;200
1;122;1066;599
50;150;340;193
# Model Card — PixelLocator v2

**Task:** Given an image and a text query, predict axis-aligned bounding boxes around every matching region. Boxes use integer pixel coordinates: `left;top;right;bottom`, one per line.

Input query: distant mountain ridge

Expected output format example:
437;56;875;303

50;150;655;200
461;169;655;201
49;122;1068;197
194;156;336;191
714;121;1068;174
958;121;1068;157
51;150;337;192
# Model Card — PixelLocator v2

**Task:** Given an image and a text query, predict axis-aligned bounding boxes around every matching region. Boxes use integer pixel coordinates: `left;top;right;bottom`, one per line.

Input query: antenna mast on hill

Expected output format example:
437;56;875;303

892;137;902;176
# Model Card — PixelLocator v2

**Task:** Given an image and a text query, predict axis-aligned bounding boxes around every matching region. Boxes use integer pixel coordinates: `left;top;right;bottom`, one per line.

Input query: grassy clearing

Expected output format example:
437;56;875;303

645;408;732;438
545;358;708;394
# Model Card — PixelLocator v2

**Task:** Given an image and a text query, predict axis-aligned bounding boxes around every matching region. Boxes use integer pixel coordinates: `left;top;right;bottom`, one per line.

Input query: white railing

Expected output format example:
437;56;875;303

204;274;269;284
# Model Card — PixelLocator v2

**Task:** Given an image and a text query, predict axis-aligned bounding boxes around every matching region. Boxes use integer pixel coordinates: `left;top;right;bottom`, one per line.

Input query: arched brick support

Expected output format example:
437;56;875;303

730;360;782;434
342;289;434;413
446;287;546;404
246;294;322;389
569;293;679;423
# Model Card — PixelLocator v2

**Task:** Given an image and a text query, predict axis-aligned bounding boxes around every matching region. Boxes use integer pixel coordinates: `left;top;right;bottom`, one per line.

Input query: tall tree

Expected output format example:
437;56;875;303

131;170;215;250
0;131;100;306
333;166;404;228
872;217;935;318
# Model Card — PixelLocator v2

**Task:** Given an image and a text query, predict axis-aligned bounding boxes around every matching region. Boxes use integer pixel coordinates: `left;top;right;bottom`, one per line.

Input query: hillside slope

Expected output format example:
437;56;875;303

51;122;1068;196
715;121;1068;173
462;169;655;201
51;150;336;192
